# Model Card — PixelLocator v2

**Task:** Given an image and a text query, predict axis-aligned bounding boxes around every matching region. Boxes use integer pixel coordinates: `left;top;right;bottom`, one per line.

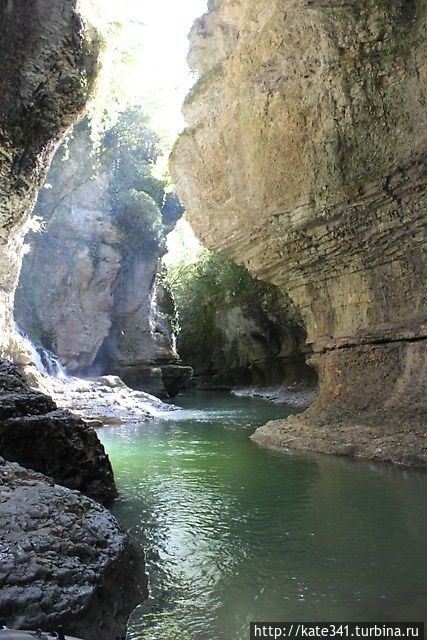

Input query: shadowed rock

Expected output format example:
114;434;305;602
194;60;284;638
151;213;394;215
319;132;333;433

0;360;117;504
0;0;99;357
0;458;147;640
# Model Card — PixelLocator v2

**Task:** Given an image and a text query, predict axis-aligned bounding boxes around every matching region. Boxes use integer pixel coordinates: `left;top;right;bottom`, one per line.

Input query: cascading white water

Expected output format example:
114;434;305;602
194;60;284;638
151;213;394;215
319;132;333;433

14;323;66;378
14;322;176;424
37;348;66;378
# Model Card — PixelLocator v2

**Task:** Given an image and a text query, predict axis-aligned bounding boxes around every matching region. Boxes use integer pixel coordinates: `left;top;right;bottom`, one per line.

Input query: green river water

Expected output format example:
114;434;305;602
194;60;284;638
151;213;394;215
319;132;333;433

97;391;427;640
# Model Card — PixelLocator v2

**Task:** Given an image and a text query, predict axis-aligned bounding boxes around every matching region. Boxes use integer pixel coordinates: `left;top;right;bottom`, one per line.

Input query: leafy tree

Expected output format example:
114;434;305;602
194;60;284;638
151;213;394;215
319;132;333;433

114;190;165;254
105;108;168;256
167;249;269;366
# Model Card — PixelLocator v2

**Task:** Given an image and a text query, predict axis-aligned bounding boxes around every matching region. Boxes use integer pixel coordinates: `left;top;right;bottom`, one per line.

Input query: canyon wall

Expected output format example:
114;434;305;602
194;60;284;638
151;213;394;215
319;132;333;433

0;2;146;634
15;120;192;398
170;0;427;465
173;252;316;395
0;0;99;362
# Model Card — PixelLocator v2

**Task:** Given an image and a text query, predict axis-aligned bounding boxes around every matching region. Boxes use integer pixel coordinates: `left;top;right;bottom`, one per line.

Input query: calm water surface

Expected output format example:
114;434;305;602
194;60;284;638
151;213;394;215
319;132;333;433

98;392;427;640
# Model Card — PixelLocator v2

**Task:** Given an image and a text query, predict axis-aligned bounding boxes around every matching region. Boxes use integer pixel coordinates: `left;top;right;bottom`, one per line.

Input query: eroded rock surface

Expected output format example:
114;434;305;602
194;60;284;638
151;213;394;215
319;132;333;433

0;3;145;635
15;120;191;398
0;0;99;358
0;459;146;640
46;374;176;426
0;360;117;504
171;0;427;464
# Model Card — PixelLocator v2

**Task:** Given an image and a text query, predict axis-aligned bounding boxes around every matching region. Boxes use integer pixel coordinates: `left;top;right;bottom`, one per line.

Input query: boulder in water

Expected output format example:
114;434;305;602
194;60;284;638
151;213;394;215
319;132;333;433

0;458;147;640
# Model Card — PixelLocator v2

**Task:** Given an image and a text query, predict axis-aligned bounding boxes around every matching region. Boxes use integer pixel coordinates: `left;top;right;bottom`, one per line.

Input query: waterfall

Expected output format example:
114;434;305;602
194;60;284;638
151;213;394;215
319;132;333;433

14;323;66;378
13;323;176;423
37;348;66;378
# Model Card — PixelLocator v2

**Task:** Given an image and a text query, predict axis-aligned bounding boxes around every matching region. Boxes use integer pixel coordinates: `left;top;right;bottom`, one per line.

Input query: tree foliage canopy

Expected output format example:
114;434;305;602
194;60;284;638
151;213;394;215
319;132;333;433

166;249;268;364
106;108;168;256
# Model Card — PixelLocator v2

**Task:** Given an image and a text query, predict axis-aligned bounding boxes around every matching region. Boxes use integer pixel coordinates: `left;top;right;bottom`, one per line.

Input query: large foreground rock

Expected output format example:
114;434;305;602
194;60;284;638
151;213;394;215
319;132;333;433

170;0;427;464
0;459;146;640
0;361;117;504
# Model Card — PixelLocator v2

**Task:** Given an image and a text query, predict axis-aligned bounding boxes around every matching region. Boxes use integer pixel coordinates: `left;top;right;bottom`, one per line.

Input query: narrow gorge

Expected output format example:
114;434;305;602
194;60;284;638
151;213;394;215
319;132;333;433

0;0;426;638
15;114;191;399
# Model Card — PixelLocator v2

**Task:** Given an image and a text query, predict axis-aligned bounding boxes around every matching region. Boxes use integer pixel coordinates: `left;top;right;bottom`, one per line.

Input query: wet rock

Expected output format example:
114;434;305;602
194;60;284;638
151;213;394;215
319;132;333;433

0;360;117;504
0;458;147;640
161;364;194;398
37;372;177;425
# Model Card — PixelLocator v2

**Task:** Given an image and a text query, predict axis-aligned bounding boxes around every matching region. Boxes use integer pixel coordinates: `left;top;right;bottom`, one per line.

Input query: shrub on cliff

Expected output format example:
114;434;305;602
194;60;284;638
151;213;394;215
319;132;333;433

167;249;269;367
114;189;165;255
106;108;168;256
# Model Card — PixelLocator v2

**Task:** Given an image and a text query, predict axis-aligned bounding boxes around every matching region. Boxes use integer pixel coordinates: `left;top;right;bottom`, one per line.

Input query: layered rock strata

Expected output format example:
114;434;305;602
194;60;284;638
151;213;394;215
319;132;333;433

170;0;427;464
0;458;146;640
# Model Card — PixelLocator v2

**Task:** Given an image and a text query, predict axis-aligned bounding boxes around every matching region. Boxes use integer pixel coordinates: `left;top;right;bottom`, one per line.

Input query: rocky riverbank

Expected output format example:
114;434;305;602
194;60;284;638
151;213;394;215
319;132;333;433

251;412;427;469
0;360;117;504
23;359;176;426
0;458;147;640
252;340;427;467
232;384;317;409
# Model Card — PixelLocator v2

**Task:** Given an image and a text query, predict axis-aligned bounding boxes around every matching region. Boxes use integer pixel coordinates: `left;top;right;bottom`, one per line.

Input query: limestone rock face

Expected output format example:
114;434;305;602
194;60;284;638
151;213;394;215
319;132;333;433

99;253;181;393
0;0;99;358
15;125;122;372
199;304;313;388
171;0;427;462
0;6;146;635
16;123;190;397
0;360;117;504
0;459;147;640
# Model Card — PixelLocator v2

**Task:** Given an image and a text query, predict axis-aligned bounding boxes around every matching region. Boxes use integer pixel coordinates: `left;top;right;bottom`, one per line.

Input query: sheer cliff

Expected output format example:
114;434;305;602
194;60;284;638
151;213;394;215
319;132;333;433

0;1;146;634
0;0;99;361
15;118;191;398
170;0;427;465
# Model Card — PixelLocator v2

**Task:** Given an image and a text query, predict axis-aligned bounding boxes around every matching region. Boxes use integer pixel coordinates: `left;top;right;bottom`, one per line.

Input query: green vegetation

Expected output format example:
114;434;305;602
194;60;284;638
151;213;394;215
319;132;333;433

166;248;269;366
38;107;172;257
78;0;147;147
106;108;168;256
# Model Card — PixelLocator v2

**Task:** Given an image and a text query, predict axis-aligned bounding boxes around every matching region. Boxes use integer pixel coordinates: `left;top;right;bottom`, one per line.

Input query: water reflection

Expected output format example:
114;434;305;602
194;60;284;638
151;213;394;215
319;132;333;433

98;392;427;639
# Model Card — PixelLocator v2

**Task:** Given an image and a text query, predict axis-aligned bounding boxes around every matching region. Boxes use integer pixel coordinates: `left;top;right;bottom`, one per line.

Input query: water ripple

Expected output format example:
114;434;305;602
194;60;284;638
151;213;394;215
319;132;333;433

98;392;427;639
